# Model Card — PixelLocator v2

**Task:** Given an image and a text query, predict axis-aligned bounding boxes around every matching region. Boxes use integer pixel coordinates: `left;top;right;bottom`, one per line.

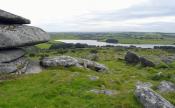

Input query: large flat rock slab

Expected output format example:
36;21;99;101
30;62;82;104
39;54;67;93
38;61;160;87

0;25;50;49
0;9;30;24
0;49;25;63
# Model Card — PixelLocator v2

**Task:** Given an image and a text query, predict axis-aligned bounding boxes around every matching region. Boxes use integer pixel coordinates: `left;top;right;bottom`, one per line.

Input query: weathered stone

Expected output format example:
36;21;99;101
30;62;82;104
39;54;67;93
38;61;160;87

157;81;175;93
135;82;175;108
140;57;155;67
89;89;117;96
0;49;25;63
25;60;43;74
161;56;175;64
78;58;108;72
0;63;17;73
0;9;30;24
0;25;50;49
125;51;140;64
88;75;99;81
0;57;27;74
40;56;79;67
40;56;108;72
136;81;153;88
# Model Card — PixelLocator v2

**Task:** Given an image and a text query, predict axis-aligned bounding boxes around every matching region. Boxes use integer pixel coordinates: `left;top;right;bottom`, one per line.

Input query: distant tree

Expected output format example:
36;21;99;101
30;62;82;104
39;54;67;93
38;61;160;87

106;39;119;43
49;43;90;49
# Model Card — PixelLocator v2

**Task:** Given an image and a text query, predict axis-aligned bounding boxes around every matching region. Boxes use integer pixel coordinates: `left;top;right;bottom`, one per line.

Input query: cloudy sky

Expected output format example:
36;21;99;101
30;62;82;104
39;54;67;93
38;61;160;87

0;0;175;32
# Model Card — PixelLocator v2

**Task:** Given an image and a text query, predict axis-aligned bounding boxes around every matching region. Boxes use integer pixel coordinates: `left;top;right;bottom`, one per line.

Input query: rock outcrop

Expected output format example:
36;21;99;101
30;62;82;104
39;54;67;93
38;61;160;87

125;51;140;64
0;9;50;74
40;56;108;72
157;81;175;93
135;82;175;108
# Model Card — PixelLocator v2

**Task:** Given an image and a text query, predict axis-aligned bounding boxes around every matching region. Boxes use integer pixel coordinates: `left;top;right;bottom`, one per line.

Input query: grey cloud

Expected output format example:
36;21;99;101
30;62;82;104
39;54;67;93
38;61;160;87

39;0;175;32
83;0;175;22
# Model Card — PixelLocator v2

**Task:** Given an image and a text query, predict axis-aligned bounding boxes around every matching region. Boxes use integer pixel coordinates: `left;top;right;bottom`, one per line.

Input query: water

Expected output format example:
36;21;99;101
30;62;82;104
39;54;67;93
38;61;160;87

55;40;175;49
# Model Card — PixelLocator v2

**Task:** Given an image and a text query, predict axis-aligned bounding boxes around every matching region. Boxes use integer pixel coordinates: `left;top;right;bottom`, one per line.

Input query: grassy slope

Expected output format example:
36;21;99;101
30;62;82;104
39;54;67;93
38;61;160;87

0;47;175;108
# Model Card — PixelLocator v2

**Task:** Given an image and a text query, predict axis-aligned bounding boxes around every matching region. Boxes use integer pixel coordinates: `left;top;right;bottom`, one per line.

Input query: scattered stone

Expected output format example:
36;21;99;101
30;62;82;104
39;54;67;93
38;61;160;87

135;82;175;108
125;51;140;64
40;56;108;72
140;57;155;67
161;56;175;64
71;72;80;77
136;81;153;88
0;25;50;49
78;58;108;72
0;9;30;24
157;81;175;93
88;75;99;81
89;89;117;96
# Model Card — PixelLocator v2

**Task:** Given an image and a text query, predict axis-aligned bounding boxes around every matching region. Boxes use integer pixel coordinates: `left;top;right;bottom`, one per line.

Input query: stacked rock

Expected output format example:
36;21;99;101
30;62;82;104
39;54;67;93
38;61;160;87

0;9;50;74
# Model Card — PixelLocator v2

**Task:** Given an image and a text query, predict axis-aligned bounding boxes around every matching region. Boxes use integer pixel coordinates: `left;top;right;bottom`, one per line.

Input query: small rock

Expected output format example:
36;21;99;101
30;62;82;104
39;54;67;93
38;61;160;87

88;75;99;81
140;57;155;67
136;81;153;88
71;72;80;77
89;89;117;96
125;51;140;64
157;81;175;93
78;58;108;72
161;56;175;64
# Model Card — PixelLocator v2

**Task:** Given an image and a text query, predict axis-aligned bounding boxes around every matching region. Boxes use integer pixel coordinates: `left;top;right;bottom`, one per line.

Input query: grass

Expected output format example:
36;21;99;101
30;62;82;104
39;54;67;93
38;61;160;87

0;46;175;108
36;43;52;49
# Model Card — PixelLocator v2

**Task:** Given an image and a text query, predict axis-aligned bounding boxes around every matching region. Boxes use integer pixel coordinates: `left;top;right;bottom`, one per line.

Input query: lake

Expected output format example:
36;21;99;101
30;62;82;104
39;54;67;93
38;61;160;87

55;40;175;49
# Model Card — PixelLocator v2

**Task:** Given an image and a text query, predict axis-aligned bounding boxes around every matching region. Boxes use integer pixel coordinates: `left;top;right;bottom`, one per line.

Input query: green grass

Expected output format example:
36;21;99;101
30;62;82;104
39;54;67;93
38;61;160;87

36;43;52;49
0;47;175;108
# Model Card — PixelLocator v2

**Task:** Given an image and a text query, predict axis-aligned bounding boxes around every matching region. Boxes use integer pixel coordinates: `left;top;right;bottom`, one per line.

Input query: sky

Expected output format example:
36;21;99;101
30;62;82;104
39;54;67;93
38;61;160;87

0;0;175;32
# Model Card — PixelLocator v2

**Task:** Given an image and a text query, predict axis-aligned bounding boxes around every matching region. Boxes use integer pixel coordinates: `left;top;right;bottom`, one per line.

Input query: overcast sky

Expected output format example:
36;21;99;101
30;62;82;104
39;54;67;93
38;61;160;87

1;0;175;32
